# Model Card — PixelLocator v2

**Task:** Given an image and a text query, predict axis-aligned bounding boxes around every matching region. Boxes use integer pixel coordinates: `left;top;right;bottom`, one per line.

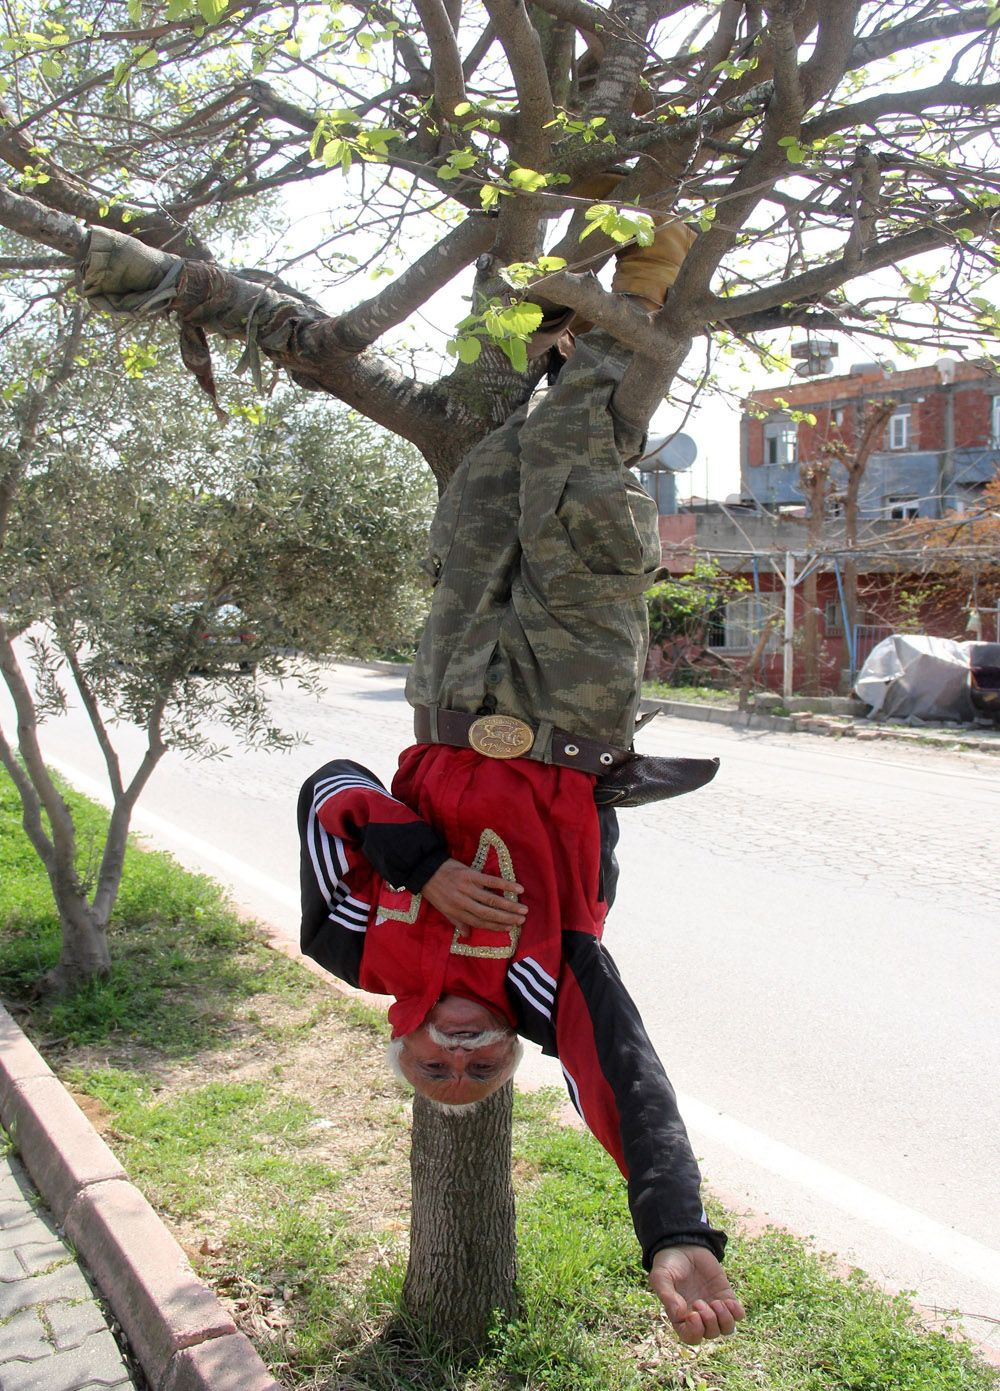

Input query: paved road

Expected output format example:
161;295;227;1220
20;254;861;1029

5;662;999;1354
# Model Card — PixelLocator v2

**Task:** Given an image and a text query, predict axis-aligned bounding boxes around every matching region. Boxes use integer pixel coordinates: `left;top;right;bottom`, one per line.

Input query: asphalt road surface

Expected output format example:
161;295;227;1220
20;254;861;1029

5;660;999;1354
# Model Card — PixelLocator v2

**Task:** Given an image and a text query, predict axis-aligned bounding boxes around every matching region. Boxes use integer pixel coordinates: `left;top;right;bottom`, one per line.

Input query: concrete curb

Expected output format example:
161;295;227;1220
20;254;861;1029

642;695;797;733
642;695;1000;752
0;1001;282;1391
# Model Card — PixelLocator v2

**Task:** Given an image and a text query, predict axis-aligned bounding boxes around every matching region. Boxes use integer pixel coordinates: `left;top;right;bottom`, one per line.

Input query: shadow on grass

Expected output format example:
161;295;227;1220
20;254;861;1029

0;769;308;1055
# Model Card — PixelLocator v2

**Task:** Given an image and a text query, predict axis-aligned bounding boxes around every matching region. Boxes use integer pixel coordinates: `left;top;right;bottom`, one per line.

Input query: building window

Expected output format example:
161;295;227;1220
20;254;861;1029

831;406;846;428
888;408;910;450
824;599;844;635
992;394;1000;445
887;496;919;520
763;420;798;467
719;594;782;652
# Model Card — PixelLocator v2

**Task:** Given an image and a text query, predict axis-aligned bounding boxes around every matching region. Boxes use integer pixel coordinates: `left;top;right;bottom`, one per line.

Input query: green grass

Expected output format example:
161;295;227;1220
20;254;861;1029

2;764;997;1390
0;769;311;1052
642;681;739;706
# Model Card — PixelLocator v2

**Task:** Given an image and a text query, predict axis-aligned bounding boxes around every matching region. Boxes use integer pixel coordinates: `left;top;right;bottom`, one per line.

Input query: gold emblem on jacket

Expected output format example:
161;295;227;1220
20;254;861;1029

450;828;522;959
468;715;533;759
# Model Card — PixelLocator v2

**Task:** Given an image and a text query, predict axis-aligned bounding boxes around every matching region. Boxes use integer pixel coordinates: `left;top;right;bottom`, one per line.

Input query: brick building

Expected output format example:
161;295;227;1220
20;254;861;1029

741;357;1000;519
648;359;1000;693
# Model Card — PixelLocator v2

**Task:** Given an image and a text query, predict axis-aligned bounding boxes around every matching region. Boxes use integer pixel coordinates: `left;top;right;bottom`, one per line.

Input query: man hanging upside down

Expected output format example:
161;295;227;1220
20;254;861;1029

299;211;745;1345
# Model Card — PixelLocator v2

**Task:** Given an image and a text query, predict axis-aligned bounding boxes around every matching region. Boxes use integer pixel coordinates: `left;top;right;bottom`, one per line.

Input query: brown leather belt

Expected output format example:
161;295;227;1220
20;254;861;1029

412;705;634;776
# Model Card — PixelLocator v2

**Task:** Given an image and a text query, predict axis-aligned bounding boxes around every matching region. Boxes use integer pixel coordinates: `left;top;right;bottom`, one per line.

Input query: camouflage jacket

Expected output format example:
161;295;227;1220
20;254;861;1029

406;334;661;752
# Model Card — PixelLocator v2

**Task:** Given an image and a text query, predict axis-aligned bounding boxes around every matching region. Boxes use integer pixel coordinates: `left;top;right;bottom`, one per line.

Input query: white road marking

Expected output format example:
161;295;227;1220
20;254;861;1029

677;1092;1000;1293
48;753;1000;1297
45;756;299;912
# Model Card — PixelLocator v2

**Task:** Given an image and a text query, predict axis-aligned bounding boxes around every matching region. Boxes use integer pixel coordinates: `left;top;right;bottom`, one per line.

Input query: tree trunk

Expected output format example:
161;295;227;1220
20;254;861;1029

798;461;830;696
803;566;819;694
44;895;111;991
844;469;861;640
403;1084;517;1351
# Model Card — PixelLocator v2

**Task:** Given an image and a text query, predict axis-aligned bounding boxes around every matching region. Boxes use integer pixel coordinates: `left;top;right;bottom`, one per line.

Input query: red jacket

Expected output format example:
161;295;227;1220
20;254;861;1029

299;751;726;1269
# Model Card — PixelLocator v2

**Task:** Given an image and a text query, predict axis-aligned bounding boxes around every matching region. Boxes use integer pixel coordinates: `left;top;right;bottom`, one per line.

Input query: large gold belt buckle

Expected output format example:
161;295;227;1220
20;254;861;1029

468;715;533;759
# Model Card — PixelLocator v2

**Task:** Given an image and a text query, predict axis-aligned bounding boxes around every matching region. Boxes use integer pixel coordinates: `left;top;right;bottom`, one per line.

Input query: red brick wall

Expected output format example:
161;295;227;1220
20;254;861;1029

744;363;998;466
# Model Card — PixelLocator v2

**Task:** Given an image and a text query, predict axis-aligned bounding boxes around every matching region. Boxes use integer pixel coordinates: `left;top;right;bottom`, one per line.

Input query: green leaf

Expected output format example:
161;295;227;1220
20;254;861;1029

40;56;61;78
508;167;548;192
493;302;543;337
580;204;654;246
454;336;481;364
480;185;501;209
502;339;528;373
128;0;143;21
321;139;350;170
453;101;472;116
198;0;226;23
908;283;931;302
136;49;159;69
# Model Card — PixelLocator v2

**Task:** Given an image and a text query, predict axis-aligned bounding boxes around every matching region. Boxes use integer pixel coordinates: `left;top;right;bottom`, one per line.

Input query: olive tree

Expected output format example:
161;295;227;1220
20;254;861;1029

0;306;432;992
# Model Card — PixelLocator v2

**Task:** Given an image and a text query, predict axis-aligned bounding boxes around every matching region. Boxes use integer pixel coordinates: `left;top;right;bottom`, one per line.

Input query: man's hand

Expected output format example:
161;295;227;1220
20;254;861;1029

421;858;527;933
649;1245;745;1345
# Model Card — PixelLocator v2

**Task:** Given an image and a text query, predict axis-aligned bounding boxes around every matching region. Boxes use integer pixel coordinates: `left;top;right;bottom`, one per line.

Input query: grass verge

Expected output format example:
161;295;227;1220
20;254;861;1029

642;682;739;706
2;768;997;1389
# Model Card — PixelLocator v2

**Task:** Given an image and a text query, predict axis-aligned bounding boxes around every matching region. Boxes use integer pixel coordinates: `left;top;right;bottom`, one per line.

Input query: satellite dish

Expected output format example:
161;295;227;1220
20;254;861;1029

641;432;697;472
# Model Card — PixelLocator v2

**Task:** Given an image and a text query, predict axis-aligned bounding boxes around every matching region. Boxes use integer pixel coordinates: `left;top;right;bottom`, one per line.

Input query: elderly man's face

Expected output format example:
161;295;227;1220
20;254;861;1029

398;995;516;1105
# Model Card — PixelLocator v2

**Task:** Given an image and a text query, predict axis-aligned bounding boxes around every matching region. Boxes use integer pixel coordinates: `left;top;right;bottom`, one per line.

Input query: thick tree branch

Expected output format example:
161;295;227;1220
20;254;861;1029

0;182;88;259
92;697;168;924
413;0;468;119
699;210;996;323
667;9;814;319
0;626;76;880
805;81;1000;142
483;0;555;166
333;215;496;350
849;8;996;69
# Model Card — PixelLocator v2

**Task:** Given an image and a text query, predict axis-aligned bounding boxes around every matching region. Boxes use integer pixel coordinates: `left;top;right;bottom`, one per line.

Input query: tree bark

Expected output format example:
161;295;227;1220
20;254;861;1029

842;401;895;660
798;459;831;695
403;1084;518;1350
44;898;112;992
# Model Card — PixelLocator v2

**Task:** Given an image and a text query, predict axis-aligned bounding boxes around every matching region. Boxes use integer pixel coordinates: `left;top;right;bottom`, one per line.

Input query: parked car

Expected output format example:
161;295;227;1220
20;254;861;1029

172;601;258;674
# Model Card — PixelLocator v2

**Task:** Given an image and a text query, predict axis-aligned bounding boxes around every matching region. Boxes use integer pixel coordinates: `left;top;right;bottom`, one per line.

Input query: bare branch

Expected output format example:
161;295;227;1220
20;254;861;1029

850;7;996;68
805;81;1000;142
333;214;495;350
700;209;997;323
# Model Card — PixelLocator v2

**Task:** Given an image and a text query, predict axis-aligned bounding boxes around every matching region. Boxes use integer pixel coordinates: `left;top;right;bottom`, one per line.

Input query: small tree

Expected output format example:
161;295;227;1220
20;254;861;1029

0;312;433;991
646;559;749;686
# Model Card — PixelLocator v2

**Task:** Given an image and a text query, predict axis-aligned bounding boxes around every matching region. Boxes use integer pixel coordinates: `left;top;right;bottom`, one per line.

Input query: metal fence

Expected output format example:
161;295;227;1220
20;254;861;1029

853;623;893;673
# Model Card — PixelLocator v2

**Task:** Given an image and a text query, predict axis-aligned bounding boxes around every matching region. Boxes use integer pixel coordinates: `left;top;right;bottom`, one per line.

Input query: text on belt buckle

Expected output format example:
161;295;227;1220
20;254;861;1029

468;714;533;759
